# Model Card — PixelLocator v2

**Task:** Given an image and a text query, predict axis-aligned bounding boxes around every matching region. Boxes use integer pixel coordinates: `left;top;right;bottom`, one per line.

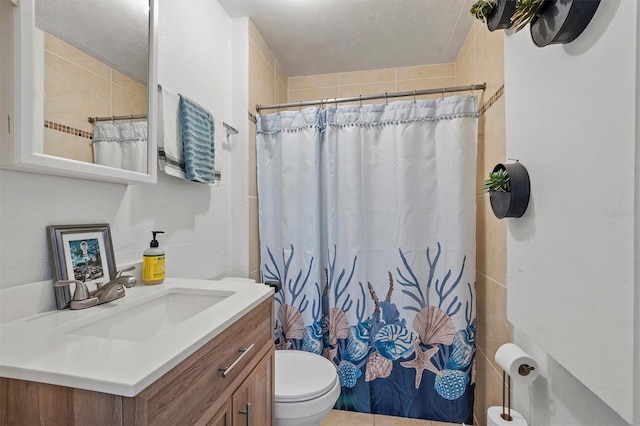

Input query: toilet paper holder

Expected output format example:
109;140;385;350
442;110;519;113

495;343;538;422
518;364;535;377
501;365;535;421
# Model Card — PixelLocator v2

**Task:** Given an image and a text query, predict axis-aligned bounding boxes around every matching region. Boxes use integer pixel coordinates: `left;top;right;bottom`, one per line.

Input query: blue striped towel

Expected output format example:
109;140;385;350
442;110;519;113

179;95;215;183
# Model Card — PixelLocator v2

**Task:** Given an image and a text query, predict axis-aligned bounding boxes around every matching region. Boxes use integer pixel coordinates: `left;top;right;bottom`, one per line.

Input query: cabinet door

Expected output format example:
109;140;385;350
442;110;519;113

232;350;273;426
206;401;231;426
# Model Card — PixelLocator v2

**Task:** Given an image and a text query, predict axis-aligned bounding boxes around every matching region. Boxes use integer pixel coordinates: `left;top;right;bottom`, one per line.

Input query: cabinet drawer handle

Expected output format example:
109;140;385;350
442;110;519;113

218;344;255;378
239;402;252;426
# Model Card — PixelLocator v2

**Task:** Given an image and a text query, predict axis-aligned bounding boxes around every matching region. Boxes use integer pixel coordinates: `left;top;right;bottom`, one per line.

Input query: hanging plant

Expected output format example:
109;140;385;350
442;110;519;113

471;0;517;32
483;169;510;193
511;0;547;32
470;0;497;22
485;163;530;219
530;0;602;47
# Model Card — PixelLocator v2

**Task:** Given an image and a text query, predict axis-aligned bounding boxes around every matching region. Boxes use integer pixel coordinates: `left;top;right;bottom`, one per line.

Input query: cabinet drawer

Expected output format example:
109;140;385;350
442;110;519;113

124;297;273;425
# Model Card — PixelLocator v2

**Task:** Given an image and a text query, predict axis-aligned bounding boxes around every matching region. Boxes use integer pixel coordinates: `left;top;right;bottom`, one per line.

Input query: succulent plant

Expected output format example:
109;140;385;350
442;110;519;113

483;169;511;193
470;0;497;22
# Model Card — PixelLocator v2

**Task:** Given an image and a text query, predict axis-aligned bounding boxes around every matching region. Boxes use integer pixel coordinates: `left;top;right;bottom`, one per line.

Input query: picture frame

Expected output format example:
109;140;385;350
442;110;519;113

47;224;117;309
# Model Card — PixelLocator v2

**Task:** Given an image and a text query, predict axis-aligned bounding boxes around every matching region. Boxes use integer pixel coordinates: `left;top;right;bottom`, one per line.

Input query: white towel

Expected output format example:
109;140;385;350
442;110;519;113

158;86;187;179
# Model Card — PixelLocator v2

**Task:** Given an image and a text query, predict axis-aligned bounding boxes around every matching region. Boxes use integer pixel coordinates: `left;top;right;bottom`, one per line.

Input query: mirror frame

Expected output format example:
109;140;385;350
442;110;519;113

0;0;158;185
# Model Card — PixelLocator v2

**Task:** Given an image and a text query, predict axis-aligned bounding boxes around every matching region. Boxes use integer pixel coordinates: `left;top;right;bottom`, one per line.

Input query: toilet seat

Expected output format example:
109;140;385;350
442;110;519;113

275;350;338;403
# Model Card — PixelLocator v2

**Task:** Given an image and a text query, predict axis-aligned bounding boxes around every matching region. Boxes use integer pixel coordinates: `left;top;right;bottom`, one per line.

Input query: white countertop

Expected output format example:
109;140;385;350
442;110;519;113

0;277;273;397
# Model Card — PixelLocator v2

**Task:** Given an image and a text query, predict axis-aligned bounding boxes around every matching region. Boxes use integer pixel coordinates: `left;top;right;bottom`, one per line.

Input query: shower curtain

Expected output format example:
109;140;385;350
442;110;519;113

257;96;477;423
93;121;148;172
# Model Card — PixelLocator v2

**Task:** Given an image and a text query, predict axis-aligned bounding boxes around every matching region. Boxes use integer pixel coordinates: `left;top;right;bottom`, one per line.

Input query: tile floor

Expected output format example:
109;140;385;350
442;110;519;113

320;410;460;425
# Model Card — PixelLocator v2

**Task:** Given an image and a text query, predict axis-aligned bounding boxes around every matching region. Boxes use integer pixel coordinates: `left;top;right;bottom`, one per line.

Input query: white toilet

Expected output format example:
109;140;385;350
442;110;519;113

274;350;341;426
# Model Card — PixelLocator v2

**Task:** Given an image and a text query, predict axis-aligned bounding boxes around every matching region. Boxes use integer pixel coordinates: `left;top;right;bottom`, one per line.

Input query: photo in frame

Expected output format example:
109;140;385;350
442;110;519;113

47;224;117;309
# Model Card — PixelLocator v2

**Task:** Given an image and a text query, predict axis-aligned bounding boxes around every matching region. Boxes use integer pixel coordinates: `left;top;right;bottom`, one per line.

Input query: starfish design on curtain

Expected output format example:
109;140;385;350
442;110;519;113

400;343;440;388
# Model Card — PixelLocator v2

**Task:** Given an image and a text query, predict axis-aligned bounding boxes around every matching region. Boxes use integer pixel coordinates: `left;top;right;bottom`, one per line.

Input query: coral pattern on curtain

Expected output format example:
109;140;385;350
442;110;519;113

257;96;477;423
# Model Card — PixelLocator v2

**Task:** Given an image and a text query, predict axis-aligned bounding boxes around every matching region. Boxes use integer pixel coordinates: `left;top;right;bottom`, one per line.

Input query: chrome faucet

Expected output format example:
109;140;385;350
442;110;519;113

91;266;137;305
54;279;99;310
54;266;137;310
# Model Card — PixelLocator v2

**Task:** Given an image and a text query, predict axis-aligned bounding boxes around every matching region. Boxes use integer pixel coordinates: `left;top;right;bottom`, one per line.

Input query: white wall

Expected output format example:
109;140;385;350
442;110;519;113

230;17;250;277
504;1;638;424
0;1;250;289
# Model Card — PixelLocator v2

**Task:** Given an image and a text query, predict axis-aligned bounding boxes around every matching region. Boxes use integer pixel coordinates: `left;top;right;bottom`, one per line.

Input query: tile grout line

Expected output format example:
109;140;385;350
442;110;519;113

46;48;113;83
249;34;276;75
476;270;507;290
477;345;506;379
478;85;504;117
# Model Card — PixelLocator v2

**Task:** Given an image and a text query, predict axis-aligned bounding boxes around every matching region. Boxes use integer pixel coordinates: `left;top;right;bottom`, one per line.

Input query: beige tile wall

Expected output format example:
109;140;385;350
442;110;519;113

455;20;508;426
248;20;288;282
288;63;456;105
44;33;147;163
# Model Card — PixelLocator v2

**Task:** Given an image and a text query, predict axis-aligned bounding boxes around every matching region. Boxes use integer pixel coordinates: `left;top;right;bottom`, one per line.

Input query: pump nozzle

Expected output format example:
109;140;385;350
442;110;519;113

150;231;165;248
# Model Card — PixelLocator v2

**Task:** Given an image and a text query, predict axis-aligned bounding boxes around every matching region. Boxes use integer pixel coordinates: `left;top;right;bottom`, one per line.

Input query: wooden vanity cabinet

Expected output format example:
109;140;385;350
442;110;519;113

0;297;274;426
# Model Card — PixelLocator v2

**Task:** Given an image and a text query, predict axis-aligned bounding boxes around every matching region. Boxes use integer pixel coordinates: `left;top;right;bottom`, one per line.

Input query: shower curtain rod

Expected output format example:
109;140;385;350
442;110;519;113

255;83;486;113
88;113;239;135
88;114;147;123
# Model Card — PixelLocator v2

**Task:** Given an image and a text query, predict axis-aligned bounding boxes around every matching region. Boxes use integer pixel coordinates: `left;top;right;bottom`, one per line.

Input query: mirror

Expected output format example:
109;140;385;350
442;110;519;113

0;0;158;184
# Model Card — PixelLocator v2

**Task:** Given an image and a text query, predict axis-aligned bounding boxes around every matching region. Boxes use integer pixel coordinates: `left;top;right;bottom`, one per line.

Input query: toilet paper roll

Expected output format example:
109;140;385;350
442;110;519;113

487;406;528;426
495;343;539;385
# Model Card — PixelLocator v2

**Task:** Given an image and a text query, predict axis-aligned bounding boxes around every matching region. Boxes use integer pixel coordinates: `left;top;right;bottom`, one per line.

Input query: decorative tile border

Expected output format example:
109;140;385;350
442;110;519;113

44;120;93;139
479;84;504;116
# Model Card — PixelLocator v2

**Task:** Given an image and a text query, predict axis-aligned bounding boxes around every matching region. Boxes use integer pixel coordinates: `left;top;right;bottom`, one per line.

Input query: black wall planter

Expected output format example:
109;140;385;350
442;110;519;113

487;0;517;31
489;162;530;219
530;0;601;47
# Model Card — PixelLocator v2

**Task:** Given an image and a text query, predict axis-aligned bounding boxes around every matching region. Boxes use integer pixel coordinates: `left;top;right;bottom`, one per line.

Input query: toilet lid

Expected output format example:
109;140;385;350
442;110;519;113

275;350;338;403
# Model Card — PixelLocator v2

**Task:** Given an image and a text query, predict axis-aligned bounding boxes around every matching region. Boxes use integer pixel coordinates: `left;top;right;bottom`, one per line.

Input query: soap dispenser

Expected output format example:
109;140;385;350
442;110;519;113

142;231;165;285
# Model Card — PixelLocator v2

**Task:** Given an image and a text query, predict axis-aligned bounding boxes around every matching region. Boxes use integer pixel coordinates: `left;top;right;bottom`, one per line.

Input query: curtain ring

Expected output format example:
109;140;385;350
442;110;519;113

413;90;417;103
385;92;388;105
334;97;338;107
359;95;362;107
129;115;134;124
299;101;302;111
441;88;445;100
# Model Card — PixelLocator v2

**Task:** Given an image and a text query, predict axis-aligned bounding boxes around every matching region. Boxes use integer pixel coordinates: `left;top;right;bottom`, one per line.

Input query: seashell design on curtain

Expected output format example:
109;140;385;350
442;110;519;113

257;96;477;423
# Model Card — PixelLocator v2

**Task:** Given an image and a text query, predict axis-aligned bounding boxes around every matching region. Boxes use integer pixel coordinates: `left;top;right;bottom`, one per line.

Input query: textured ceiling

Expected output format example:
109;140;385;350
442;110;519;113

35;1;475;82
219;0;475;76
36;0;149;84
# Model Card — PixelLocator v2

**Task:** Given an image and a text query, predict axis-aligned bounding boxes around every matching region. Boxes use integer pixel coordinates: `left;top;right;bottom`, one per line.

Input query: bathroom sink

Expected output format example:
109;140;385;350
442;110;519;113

65;289;233;342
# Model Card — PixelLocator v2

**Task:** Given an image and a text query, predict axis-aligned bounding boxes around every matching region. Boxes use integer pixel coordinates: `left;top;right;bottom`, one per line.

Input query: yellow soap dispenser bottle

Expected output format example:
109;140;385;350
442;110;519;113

142;231;165;285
